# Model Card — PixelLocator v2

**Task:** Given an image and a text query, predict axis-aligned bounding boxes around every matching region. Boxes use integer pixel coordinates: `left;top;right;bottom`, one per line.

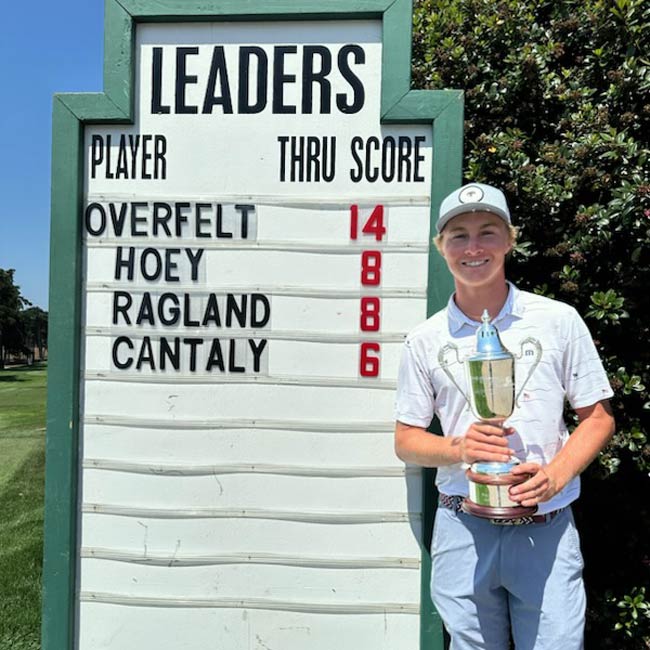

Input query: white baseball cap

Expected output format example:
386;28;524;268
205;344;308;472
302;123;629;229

437;182;511;233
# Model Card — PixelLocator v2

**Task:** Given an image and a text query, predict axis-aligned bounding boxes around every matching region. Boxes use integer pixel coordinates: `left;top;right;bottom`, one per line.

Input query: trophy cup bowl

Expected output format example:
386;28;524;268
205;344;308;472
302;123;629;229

439;310;542;520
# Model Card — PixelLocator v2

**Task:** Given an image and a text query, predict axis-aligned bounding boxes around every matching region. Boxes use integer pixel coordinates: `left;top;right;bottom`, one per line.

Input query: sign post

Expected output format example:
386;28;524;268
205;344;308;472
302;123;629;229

44;1;462;648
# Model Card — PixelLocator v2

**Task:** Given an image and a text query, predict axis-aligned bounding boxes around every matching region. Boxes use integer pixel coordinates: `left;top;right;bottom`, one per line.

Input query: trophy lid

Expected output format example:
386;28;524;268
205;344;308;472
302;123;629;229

471;310;511;360
471;460;519;475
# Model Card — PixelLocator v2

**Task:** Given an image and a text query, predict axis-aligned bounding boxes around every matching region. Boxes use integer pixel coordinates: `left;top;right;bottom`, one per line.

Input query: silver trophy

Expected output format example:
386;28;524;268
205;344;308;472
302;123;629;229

439;310;542;519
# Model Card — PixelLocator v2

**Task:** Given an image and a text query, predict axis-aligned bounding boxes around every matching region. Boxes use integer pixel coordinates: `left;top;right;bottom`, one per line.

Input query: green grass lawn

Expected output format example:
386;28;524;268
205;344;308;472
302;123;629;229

0;363;47;650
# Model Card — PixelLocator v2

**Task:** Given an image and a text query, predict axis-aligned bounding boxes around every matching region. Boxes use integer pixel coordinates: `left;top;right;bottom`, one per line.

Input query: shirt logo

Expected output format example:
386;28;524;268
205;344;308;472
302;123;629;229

459;185;484;203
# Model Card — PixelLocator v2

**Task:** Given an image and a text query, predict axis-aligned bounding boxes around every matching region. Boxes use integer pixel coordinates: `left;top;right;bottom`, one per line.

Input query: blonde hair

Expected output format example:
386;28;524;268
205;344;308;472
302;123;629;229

433;222;518;254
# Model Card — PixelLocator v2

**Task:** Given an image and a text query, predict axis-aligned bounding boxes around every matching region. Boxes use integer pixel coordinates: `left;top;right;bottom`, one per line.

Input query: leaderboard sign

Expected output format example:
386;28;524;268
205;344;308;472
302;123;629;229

44;2;462;650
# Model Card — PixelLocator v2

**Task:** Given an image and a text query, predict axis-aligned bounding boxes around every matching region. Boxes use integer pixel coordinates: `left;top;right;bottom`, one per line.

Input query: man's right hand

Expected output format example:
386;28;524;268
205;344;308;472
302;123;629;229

455;420;514;464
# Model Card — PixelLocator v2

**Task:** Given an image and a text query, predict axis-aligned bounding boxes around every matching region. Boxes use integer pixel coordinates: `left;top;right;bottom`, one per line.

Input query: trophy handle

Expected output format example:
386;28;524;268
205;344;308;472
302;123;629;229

438;343;471;404
514;337;543;407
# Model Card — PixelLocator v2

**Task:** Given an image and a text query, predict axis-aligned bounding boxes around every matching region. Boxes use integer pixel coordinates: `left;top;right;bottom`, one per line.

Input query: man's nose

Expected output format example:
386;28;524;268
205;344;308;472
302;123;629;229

464;237;483;254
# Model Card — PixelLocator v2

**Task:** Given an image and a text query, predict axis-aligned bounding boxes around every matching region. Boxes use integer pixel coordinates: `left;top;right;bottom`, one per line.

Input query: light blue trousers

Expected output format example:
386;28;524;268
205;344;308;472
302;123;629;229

431;506;585;650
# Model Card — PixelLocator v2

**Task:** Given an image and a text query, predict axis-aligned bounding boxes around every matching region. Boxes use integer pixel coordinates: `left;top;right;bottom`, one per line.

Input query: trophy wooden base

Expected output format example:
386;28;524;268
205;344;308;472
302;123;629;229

461;499;538;520
463;466;538;519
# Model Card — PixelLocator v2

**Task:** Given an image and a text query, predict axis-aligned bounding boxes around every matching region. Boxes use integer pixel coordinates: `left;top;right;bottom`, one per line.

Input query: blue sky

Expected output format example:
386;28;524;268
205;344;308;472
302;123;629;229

0;2;104;308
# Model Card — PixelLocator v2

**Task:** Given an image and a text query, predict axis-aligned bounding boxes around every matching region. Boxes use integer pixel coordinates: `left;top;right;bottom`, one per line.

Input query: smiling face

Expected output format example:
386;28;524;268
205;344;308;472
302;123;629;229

439;211;513;292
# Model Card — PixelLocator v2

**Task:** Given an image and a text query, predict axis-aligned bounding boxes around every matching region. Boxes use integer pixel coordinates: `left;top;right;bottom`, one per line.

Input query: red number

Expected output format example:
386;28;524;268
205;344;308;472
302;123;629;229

362;205;386;241
350;204;359;239
360;297;381;331
360;342;380;377
354;206;383;377
350;205;385;241
361;250;382;285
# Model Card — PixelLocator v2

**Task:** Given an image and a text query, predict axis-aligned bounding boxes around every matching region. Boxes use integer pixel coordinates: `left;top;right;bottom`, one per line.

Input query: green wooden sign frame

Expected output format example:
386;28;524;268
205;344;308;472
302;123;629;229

43;1;462;648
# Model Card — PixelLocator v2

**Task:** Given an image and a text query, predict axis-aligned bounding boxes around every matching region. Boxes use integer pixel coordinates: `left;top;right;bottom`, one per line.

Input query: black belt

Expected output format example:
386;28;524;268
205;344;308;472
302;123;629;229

438;493;564;526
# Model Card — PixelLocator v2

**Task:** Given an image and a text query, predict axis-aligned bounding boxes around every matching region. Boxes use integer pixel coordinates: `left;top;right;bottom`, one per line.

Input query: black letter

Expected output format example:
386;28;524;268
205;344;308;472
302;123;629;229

413;136;425;182
228;339;245;373
302;46;332;114
273;46;298;114
195;203;212;238
136;292;155;325
278;136;289;182
175;47;199;114
112;336;134;369
91;135;104;179
85;203;106;236
151;48;170;114
153;202;172;236
248;339;268;373
203;294;222;327
110;203;129;237
175;203;190;237
206;339;225;371
154;136;167;179
183;293;200;327
136;336;155;370
202;46;233;113
140;248;163;281
160;337;180;370
250;294;270;328
186;248;204;281
234;205;254;239
226;294;247;327
165;249;180;282
131;202;148;236
365;136;379;182
336;45;365;114
238;47;268;113
349;137;363;183
158;293;181;326
115;247;135;280
183;338;203;372
113;291;133;325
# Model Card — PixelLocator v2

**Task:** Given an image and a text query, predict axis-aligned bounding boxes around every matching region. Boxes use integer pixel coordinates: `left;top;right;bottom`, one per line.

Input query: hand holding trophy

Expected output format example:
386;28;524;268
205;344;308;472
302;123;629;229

439;310;542;519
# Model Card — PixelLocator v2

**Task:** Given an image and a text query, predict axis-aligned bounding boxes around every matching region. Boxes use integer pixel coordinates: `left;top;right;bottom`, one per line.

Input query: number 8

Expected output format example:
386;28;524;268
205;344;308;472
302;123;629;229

361;251;381;285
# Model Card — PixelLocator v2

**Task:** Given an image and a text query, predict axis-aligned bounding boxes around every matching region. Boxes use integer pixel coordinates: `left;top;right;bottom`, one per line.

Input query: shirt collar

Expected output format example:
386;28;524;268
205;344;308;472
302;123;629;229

447;281;525;334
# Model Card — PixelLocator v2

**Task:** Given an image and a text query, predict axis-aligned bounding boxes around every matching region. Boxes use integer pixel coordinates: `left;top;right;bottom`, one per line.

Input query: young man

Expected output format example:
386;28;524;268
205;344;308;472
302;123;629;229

394;183;615;649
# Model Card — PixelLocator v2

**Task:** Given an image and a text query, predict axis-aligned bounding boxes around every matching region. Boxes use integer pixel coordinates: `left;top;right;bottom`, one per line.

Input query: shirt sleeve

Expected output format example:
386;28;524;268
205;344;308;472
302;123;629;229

562;309;614;409
394;336;435;428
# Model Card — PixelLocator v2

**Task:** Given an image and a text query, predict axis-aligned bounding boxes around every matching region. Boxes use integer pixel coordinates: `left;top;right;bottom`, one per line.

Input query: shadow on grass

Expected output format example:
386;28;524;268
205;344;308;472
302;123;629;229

0;363;47;383
1;363;47;374
0;375;23;383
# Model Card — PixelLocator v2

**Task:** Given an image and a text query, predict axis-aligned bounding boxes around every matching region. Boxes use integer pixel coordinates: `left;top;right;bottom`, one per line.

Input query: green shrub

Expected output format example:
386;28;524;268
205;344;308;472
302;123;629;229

413;0;649;646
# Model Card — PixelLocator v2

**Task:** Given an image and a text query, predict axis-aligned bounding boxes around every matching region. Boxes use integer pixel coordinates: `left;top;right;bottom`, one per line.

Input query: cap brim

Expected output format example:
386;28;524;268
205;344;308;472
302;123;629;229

437;204;510;233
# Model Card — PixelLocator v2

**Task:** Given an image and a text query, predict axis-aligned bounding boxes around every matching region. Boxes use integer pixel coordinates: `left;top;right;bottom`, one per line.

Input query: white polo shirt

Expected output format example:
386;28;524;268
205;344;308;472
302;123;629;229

394;283;614;515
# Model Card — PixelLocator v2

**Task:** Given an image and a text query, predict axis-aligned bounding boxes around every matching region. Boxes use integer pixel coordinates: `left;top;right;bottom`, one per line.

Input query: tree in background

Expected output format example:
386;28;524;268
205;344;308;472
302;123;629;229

0;269;28;369
0;269;47;367
22;306;49;362
412;0;649;646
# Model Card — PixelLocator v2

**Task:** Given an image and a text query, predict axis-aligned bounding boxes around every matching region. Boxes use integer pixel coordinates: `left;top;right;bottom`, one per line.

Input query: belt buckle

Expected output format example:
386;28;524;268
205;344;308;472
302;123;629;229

490;516;534;526
489;509;562;526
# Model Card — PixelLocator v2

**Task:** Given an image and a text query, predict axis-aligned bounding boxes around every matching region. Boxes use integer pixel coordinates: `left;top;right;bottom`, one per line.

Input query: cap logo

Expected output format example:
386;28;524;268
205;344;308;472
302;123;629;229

458;186;484;203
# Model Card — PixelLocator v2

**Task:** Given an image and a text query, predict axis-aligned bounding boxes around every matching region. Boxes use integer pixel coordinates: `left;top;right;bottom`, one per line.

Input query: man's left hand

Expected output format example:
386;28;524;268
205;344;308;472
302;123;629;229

508;463;561;507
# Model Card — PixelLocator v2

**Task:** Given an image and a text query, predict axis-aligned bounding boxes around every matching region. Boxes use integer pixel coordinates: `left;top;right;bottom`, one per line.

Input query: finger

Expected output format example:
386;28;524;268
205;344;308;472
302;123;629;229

465;444;513;463
474;423;510;437
518;490;552;507
510;476;547;501
468;451;513;463
482;417;506;426
468;429;512;445
510;462;541;475
466;442;514;458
